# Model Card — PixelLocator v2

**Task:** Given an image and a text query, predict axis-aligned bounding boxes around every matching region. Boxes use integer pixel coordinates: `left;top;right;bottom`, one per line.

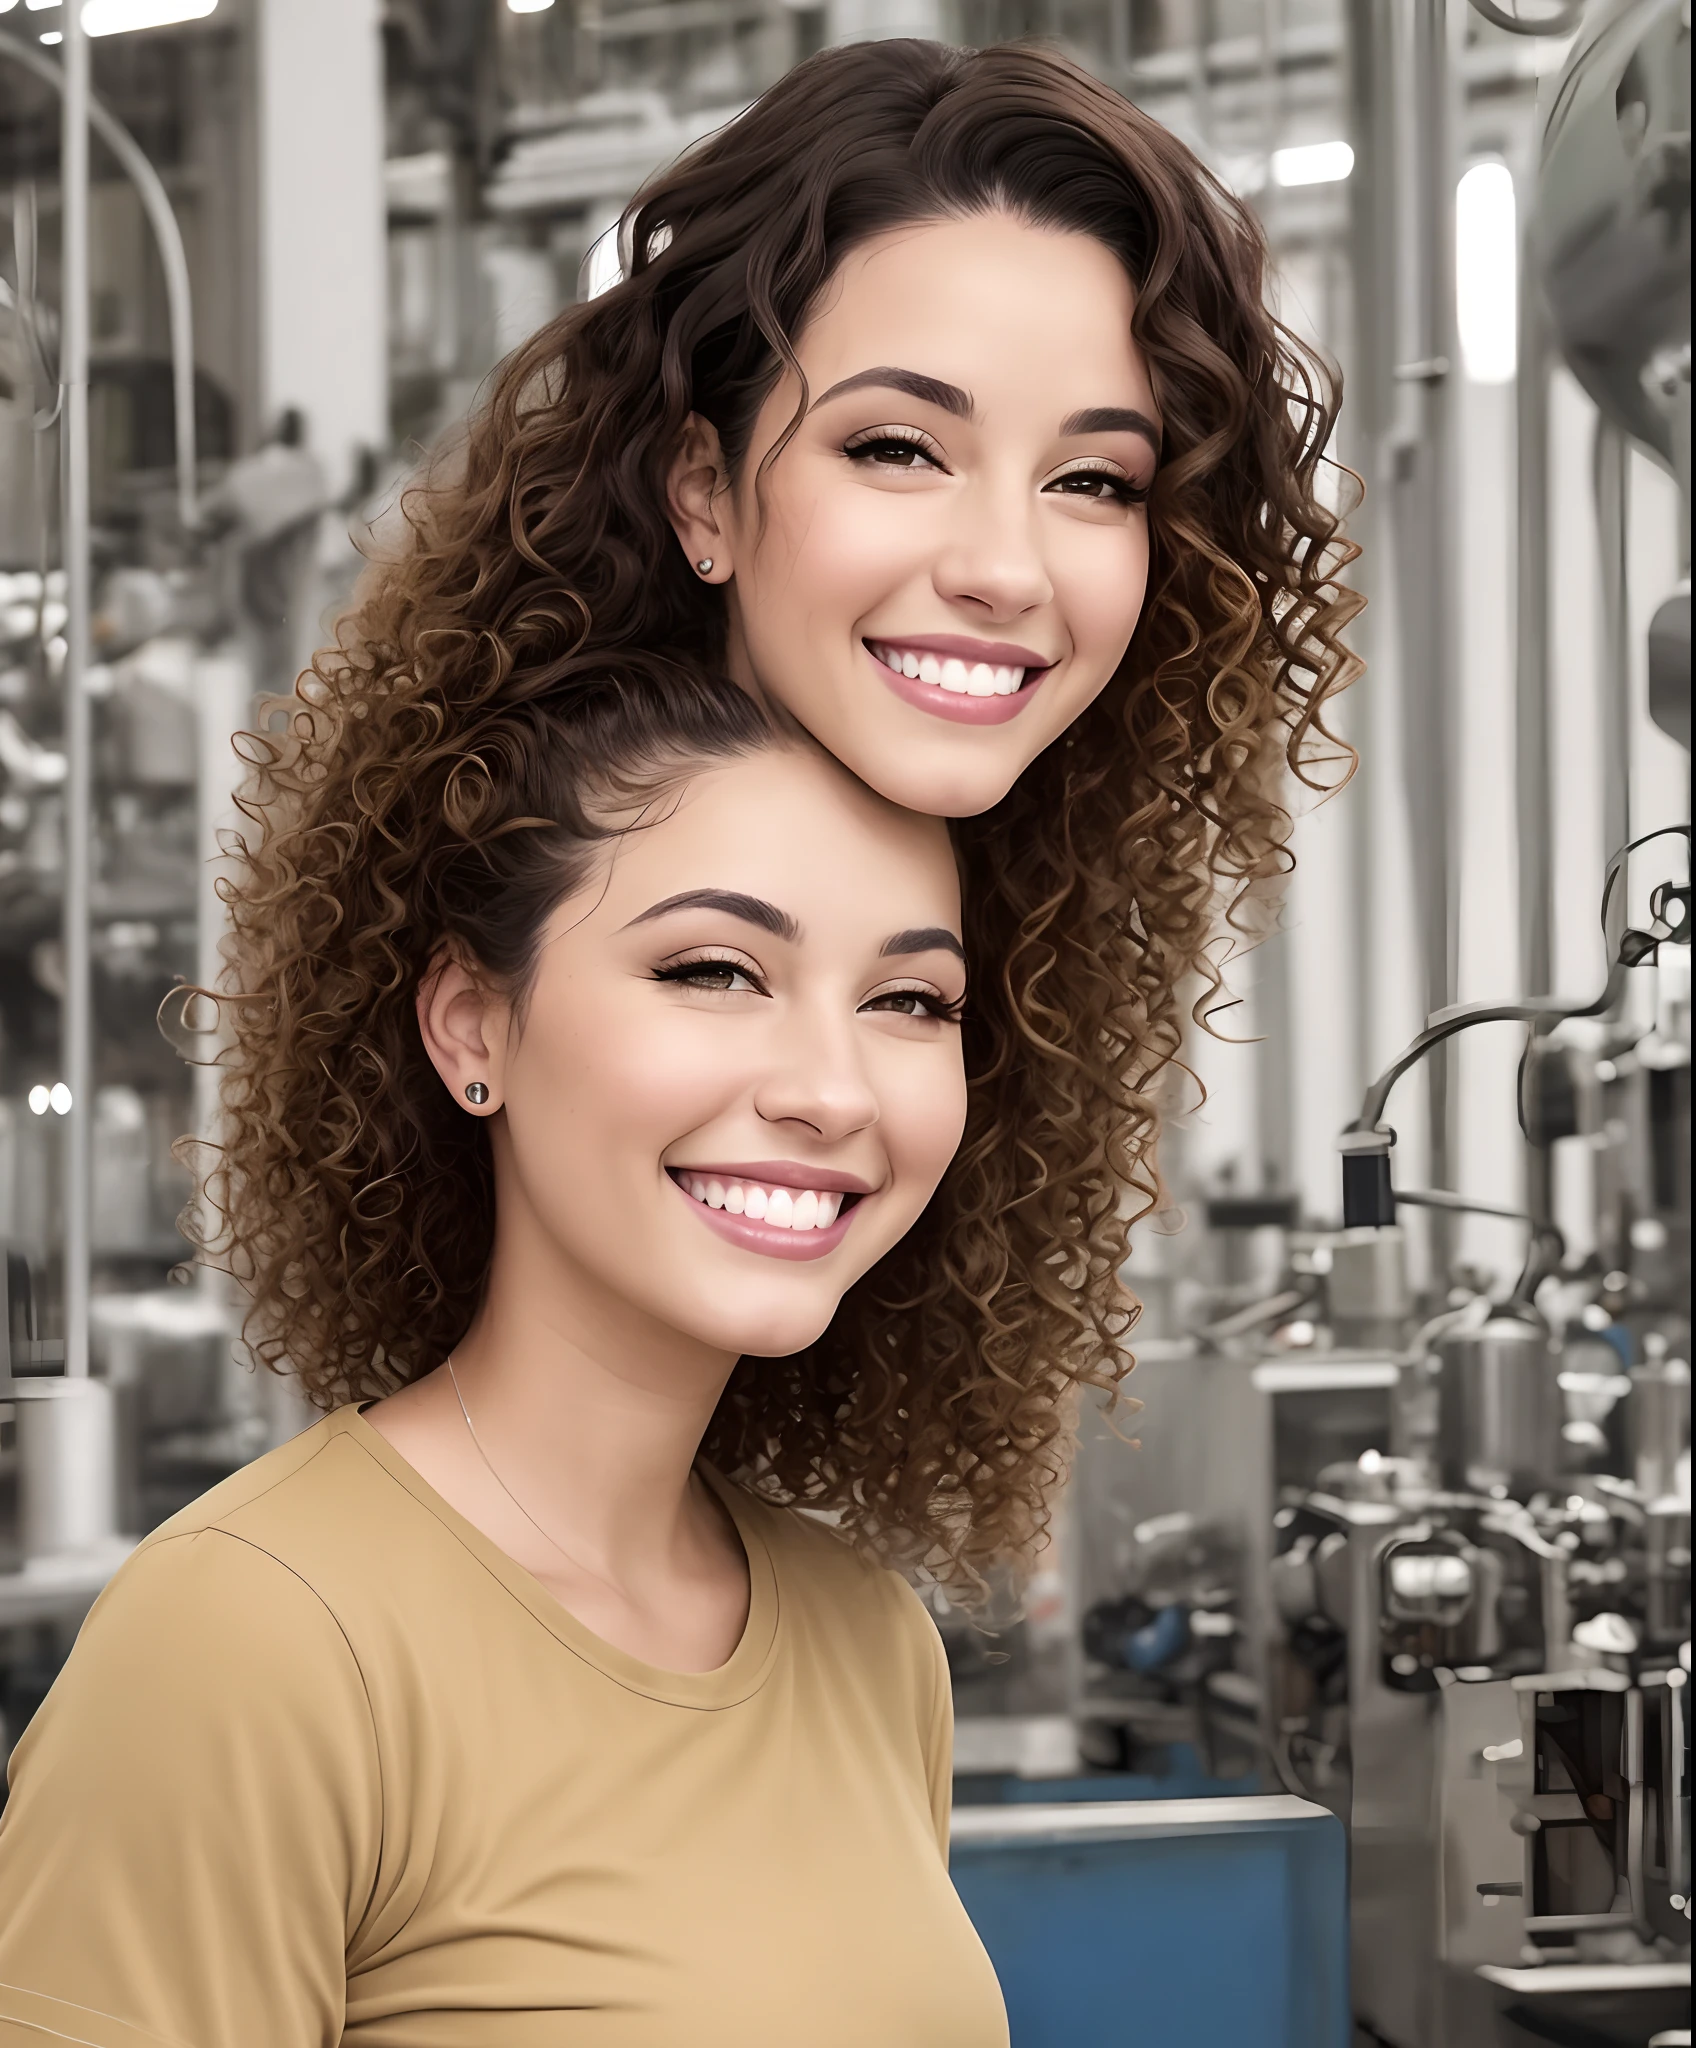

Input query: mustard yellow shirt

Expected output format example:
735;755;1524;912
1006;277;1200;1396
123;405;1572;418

0;1405;1007;2048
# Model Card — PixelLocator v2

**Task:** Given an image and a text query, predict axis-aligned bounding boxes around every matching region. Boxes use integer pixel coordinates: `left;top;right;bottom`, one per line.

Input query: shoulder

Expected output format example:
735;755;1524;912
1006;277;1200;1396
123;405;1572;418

71;1406;429;1706
733;1488;947;1685
135;1403;430;1602
141;1403;379;1550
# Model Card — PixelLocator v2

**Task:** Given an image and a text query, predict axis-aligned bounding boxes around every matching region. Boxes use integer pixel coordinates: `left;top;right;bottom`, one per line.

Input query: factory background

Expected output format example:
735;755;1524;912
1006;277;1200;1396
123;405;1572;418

0;3;1688;2044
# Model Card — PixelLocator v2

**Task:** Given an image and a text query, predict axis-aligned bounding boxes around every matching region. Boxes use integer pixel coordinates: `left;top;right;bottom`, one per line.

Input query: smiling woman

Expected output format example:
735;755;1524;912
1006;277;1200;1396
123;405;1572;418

0;669;1010;2044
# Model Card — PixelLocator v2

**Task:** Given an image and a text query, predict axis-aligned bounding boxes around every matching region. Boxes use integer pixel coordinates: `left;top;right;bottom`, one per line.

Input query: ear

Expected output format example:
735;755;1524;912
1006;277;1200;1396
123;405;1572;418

665;413;734;584
418;951;510;1115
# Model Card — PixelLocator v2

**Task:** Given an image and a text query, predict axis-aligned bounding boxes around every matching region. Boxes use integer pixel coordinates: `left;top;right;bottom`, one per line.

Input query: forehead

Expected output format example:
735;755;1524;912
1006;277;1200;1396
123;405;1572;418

798;212;1153;416
583;747;962;937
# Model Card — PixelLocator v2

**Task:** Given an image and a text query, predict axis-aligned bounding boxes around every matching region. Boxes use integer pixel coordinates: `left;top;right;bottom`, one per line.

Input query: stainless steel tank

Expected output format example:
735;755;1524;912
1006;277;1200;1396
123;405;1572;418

1435;1316;1560;1497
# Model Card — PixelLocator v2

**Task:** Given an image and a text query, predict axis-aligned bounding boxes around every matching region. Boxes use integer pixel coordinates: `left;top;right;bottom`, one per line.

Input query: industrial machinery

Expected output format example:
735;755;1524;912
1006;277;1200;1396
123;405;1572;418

990;9;1695;2042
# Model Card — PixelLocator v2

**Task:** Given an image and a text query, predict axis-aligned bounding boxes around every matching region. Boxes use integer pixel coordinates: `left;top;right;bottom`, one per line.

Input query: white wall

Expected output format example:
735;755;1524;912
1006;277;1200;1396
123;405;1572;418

254;0;388;497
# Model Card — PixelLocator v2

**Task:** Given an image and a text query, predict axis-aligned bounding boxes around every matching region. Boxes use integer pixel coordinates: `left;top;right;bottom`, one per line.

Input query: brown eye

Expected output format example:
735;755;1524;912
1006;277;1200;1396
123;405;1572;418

860;987;965;1023
843;430;946;472
1046;468;1149;507
651;956;766;996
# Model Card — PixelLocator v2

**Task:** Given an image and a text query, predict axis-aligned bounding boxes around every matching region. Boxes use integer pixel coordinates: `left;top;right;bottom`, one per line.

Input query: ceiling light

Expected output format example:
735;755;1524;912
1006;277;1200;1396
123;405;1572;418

1272;141;1355;188
506;0;556;12
84;0;219;31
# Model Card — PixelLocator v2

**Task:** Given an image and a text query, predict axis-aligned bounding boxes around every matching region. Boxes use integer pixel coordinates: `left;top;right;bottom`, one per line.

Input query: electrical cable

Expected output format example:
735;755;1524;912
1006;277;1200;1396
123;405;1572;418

1348;825;1691;1138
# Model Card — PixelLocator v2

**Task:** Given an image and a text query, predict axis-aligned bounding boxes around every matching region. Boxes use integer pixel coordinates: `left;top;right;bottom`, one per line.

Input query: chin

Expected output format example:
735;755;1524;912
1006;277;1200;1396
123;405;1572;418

851;749;1020;821
696;1304;840;1361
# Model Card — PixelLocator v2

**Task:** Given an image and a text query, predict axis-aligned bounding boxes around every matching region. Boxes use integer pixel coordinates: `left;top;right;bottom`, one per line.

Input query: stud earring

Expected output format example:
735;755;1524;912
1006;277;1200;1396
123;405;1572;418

695;558;714;575
464;1082;490;1107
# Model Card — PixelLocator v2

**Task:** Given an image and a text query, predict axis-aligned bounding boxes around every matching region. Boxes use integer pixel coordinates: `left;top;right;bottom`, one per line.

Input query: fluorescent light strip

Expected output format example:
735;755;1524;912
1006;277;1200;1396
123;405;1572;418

83;0;219;30
1455;160;1518;385
1271;140;1354;189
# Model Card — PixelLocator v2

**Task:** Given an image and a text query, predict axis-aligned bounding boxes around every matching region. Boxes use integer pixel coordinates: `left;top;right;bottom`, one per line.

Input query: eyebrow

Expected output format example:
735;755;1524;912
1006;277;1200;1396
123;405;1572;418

621;890;799;942
880;927;966;964
809;366;976;423
621;893;965;966
1059;406;1163;453
809;371;1160;457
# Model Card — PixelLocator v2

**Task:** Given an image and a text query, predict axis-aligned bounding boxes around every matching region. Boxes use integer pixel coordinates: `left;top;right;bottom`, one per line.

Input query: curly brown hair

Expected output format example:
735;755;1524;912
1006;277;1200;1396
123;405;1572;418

202;37;1358;1594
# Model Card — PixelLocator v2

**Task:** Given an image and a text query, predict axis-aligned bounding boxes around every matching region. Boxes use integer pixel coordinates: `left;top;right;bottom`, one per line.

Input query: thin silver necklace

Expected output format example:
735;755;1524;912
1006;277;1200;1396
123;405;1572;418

445;1354;613;1590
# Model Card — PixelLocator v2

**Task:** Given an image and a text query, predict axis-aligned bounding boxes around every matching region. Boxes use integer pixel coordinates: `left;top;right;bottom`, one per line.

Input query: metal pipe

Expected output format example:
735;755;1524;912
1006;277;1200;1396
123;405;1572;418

0;27;199;532
1516;251;1554;1009
1345;0;1394;1108
1516;230;1557;1238
1383;0;1462;1234
60;3;92;1380
1594;418;1633;881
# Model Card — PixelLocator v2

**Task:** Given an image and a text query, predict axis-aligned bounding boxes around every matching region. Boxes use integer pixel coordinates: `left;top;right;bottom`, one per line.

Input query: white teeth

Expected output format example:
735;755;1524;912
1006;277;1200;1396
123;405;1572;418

679;1174;849;1230
876;645;1026;696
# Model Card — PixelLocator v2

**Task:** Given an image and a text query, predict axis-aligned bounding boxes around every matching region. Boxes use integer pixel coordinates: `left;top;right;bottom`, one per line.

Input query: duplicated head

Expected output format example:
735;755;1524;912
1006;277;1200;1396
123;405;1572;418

387;38;1351;826
665;210;1159;817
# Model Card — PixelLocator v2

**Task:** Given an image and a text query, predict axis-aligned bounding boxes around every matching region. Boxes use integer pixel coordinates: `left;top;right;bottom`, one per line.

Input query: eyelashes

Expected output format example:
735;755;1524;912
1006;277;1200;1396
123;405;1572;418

842;425;945;471
862;986;967;1025
841;429;1152;505
650;953;763;995
1046;465;1152;508
650;953;964;1023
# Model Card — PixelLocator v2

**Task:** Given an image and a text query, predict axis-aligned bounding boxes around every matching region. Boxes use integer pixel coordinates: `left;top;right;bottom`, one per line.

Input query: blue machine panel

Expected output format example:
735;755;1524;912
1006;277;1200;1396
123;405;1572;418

951;1793;1349;2048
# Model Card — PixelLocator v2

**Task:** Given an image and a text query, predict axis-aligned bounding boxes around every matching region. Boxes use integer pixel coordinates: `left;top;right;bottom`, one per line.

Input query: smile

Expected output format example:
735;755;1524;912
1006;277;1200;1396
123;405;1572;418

678;1171;849;1229
869;641;1027;697
667;1168;867;1262
862;638;1051;726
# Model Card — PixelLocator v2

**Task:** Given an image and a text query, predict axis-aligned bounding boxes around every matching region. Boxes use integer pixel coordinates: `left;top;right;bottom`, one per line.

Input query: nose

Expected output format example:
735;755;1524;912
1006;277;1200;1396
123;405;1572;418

933;470;1054;621
751;1004;880;1145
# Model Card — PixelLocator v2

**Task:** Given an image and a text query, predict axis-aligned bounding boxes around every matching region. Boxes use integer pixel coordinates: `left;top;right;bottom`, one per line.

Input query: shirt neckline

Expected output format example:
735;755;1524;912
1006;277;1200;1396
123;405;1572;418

331;1403;782;1711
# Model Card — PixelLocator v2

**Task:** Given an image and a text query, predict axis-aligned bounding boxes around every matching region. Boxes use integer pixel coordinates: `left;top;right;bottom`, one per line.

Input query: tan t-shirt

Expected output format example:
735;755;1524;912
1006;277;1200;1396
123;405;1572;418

0;1406;1007;2048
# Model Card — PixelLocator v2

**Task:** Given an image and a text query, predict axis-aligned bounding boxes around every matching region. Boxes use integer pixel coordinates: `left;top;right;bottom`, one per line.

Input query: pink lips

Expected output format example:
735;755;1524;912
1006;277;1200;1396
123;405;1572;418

862;640;1052;727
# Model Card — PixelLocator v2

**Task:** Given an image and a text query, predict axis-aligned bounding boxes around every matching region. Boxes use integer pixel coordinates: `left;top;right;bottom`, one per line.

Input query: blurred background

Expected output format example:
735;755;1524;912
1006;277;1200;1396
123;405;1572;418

0;3;1688;2044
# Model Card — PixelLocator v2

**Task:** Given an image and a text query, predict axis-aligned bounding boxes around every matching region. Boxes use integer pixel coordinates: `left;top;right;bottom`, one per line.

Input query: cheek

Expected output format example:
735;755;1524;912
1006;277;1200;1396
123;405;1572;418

880;1052;969;1193
512;993;740;1177
743;473;922;630
1053;521;1151;662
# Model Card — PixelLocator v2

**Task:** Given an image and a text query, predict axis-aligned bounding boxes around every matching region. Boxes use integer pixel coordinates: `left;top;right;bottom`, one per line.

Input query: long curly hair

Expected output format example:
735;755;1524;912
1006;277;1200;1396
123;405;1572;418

202;38;1359;1593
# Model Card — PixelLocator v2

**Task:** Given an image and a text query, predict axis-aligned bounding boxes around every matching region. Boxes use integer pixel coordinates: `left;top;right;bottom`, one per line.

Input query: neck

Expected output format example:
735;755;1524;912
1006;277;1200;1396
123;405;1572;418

445;1182;739;1578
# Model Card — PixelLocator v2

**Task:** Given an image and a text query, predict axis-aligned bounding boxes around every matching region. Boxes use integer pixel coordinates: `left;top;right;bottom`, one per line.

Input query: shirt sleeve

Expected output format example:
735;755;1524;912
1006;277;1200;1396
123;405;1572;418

881;1573;955;1861
0;1527;382;2048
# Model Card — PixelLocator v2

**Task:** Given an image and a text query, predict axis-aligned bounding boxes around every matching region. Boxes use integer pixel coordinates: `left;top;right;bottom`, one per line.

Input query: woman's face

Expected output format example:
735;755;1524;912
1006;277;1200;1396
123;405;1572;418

427;745;968;1363
668;212;1161;819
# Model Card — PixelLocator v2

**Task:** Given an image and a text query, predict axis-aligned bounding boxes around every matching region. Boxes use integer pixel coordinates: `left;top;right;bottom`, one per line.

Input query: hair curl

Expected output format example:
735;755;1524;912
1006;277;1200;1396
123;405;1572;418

202;38;1359;1594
